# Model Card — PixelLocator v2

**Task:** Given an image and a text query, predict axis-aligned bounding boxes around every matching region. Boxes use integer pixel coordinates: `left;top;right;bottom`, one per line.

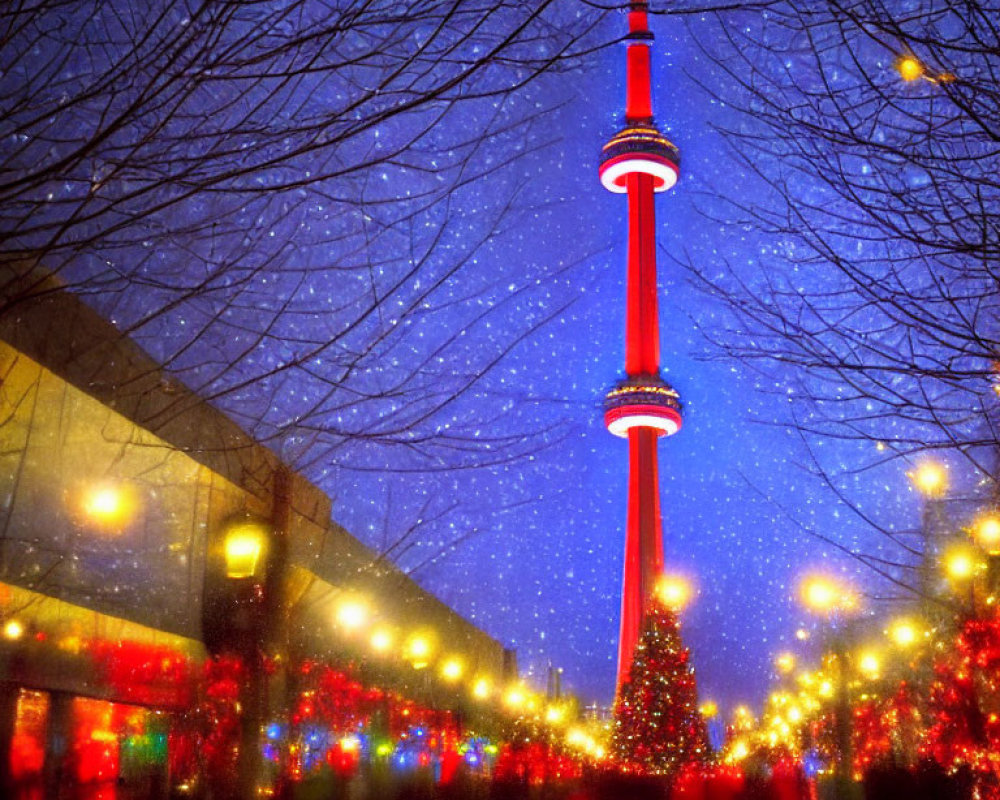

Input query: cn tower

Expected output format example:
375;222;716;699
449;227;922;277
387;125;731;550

599;0;683;691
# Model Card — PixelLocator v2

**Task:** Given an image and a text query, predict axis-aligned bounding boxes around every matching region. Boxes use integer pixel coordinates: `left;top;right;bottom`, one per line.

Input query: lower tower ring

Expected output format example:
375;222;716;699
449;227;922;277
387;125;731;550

603;375;683;438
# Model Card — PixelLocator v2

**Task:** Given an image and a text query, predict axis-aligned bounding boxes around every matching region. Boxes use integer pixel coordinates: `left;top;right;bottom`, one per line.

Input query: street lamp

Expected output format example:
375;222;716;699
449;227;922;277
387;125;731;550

857;651;881;680
334;598;370;632
910;459;949;599
887;618;922;649
440;658;464;682
224;521;267;579
910;460;948;498
973;512;1000;596
797;572;859;789
472;678;492;700
943;545;979;582
369;627;394;654
943;543;982;614
404;633;434;669
799;574;859;618
79;482;136;532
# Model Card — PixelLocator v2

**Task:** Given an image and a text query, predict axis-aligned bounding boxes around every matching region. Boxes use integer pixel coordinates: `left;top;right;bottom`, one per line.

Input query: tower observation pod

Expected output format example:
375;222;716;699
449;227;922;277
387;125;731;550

601;0;684;693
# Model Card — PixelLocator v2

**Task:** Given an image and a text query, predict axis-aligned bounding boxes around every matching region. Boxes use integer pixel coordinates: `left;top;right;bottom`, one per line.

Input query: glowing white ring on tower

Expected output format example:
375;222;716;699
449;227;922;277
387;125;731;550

604;404;681;438
599;156;678;194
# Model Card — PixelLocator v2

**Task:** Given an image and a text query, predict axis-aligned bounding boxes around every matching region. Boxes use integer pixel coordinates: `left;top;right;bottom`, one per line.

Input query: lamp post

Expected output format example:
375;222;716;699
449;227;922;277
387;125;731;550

943;543;983;619
798;573;861;794
219;518;271;800
884;616;928;767
973;512;1000;599
910;460;948;603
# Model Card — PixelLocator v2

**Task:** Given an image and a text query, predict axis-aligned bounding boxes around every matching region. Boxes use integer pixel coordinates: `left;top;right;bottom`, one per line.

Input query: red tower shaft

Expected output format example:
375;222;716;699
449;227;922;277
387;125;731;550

601;1;682;692
618;160;664;689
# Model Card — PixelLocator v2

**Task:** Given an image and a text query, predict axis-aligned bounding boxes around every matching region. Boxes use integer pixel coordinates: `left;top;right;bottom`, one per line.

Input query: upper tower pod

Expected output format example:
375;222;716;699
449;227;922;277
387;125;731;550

597;1;680;194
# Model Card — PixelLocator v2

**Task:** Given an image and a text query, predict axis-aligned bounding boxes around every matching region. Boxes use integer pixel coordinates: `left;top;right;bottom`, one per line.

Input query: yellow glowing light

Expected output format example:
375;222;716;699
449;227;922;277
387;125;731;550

3;619;24;640
406;635;433;668
85;487;122;517
699;700;718;718
729;741;750;762
657;574;692;610
81;483;136;530
945;546;979;581
795;628;810;641
566;728;588;748
775;652;796;674
911;460;947;497
858;652;881;677
787;706;802;723
370;628;393;653
472;678;491;700
800;574;856;616
335;600;369;631
545;705;565;724
592;746;607;760
339;736;360;753
441;658;463;682
975;513;1000;556
818;680;834;698
224;524;266;579
888;619;919;648
504;687;526;710
734;705;752;719
896;54;925;82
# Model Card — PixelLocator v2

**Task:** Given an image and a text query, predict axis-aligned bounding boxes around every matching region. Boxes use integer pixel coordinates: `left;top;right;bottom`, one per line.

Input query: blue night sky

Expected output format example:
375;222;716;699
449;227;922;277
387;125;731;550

327;9;927;712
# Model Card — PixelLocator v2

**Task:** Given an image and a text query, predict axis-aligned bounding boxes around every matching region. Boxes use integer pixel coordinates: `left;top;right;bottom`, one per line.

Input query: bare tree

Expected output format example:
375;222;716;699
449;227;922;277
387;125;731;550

1;0;606;477
676;1;1000;596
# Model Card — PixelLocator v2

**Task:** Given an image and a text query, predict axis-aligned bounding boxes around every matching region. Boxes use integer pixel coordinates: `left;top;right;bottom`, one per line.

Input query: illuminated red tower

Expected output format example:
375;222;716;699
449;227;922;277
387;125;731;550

599;0;683;692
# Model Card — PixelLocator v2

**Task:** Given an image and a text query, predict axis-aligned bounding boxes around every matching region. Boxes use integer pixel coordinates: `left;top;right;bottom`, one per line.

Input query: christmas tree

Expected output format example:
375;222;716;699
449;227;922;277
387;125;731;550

611;596;711;775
